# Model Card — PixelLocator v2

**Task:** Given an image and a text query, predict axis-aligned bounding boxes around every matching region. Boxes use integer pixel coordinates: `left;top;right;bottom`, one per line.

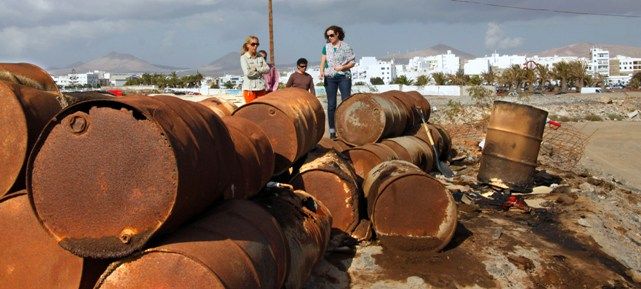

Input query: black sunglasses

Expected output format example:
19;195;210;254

326;33;336;38
250;42;259;47
298;65;307;68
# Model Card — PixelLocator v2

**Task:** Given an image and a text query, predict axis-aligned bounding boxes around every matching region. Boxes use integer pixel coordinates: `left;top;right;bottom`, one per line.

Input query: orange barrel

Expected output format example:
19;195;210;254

233;88;325;175
0;191;107;289
317;137;351;153
221;116;275;198
290;149;360;234
199;96;238;118
380;136;435;172
335;93;409;146
478;101;548;192
380;90;431;131
363;160;457;252
94;200;288;289
28;95;236;258
411;122;451;161
0;63;60;93
258;189;332;289
344;143;399;179
0;81;63;196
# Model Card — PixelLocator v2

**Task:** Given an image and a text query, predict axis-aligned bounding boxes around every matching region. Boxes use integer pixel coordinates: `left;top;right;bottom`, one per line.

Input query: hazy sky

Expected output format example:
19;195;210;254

1;0;640;68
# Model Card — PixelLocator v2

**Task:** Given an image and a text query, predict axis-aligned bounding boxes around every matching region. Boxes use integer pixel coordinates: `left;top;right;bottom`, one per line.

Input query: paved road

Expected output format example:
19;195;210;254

577;121;641;191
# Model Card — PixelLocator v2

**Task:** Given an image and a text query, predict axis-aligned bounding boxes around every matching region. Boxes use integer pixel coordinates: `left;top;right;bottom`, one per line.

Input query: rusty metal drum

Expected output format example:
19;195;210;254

344;143;399;179
28;95;236;258
411;123;451;161
222;116;275;198
380;136;435;172
335;93;409;146
94;200;288;289
259;189;332;289
233;88;325;175
380;90;431;131
0;191;106;289
0;63;60;93
290;149;360;234
478;101;548;192
363;160;457;252
199;96;238;117
0;81;63;197
317;137;351;153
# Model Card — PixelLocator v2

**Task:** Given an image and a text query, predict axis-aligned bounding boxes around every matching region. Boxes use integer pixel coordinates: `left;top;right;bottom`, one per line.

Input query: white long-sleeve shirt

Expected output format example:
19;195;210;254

240;52;270;91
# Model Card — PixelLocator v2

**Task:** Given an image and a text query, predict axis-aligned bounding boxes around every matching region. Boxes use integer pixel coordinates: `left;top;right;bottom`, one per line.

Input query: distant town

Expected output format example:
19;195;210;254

50;46;641;95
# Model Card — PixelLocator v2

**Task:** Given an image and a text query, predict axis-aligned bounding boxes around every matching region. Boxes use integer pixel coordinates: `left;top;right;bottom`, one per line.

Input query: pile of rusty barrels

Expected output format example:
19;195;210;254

1;63;331;289
291;90;457;251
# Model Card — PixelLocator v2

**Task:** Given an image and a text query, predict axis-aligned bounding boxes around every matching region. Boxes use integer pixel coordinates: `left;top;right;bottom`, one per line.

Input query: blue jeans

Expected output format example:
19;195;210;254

324;74;352;131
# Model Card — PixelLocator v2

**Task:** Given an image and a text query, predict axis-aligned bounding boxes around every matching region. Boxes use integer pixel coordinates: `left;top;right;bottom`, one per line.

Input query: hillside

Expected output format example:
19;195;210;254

533;43;641;58
49;52;185;75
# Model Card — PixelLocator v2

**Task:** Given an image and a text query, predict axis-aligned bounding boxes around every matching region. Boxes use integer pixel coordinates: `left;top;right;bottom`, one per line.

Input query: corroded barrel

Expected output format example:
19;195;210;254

199;97;238;118
317;137;351;153
0;63;60;93
380;90;431;131
259;189;332;289
380;136;435;172
344;143;399;179
363;160;457;252
335;93;409;146
478;101;548;192
0;81;63;196
233;88;325;175
28;95;236;258
222;116;275;198
94;200;288;289
411;122;452;161
0;191;107;289
290;149;360;234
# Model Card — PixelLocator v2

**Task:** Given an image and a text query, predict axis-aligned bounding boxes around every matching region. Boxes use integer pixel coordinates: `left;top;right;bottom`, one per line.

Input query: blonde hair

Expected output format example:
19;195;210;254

241;35;259;55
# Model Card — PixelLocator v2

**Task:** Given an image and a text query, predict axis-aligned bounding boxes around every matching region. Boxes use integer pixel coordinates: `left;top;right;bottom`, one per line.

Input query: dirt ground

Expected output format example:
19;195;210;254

304;92;641;289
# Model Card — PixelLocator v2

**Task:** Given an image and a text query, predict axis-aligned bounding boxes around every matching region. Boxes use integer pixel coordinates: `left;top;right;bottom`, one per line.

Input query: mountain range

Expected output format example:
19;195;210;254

48;43;641;76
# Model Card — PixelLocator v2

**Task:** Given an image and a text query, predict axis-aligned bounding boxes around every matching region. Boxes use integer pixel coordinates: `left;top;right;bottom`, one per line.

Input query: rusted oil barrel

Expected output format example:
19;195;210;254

0;191;107;289
222;116;275;198
380;90;431;131
317;137;351;153
199;96;238;117
28;95;236;258
344;143;399;179
411;122;452;161
0;81;63;197
351;219;373;242
290;149;360;234
363;160;457;252
478;101;548;192
258;189;332;289
94;200;288;289
60;91;114;107
0;63;60;93
380;136;435;172
335;93;409;146
233;88;325;175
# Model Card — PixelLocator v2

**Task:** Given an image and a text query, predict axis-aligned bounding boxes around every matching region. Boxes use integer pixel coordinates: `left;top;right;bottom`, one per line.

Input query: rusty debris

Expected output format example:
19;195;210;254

363;160;457;252
0;62;61;93
28;95;236;258
94;200;288;289
380;136;435;172
199;96;238;117
0;191;107;289
478;101;548;192
344;143;399;179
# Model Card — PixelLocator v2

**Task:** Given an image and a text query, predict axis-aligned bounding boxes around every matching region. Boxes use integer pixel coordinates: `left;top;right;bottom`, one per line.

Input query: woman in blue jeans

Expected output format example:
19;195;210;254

319;25;355;139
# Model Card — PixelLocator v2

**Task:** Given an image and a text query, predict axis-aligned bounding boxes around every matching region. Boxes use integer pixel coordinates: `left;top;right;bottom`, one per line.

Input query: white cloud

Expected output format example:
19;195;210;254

485;22;524;50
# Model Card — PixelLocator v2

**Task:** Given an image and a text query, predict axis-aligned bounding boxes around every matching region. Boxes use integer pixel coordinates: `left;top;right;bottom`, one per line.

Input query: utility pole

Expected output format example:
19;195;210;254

268;0;275;64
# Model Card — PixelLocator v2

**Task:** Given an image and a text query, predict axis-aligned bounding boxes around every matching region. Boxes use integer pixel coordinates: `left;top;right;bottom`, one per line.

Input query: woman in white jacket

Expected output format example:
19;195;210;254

240;35;270;103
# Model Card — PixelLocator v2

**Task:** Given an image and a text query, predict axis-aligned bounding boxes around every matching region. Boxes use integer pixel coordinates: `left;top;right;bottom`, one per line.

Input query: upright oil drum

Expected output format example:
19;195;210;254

233;88;325;174
28;95;236;258
94;200;288;289
478;101;548;192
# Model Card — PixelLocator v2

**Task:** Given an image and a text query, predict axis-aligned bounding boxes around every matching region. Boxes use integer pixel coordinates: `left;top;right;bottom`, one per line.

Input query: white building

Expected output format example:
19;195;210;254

614;55;641;76
587;47;610;76
406;50;460;75
217;74;243;88
464;53;526;75
103;73;134;87
53;72;100;87
526;55;584;69
351;57;396;84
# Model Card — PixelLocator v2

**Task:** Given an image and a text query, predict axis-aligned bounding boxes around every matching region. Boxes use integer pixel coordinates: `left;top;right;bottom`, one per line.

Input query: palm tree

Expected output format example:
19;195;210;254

432;72;448;85
568;60;588;90
552;61;572;93
393;75;413;85
524;68;536;93
447;70;469;85
535;64;551;91
481;68;496;85
415;75;430;86
500;65;526;92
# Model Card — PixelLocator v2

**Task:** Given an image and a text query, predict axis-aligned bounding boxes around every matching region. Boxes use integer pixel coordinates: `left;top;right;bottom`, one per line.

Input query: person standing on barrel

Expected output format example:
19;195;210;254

320;25;355;139
240;35;270;103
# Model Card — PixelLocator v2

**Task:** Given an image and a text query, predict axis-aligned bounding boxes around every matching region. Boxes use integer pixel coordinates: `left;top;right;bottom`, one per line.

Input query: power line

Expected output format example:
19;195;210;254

450;0;641;18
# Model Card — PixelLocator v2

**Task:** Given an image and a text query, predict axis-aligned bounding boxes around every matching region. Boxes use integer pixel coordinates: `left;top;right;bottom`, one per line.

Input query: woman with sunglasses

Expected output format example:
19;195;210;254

320;25;355;139
240;35;270;103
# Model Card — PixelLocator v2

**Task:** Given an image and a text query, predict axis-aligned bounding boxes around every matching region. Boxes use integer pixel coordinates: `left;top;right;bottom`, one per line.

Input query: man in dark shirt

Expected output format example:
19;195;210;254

286;58;315;96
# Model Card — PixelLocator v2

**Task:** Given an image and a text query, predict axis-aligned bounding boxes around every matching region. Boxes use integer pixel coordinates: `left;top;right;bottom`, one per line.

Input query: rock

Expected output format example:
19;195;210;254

532;186;553;195
600;96;613;104
626;269;641;284
556;194;575;205
587;177;604;186
551;185;572;195
490;227;503;240
458;175;478;185
524;198;548;209
577;218;591;228
579;182;596;194
628;110;640;119
445;184;472;193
